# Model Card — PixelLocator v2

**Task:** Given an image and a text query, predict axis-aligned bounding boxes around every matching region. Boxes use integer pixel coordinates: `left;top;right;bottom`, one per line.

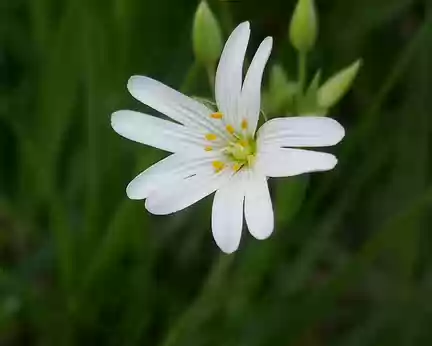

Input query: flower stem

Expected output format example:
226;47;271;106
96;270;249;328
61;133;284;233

180;62;200;94
298;52;307;94
206;64;216;95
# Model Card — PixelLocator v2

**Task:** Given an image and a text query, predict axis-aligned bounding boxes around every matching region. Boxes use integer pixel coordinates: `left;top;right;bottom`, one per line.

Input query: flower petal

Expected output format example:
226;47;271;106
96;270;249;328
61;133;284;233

244;171;274;240
212;171;246;253
256;147;338;177
215;22;250;125
145;170;232;215
127;152;222;200
127;76;225;137
257;116;345;148
111;110;207;153
239;37;273;134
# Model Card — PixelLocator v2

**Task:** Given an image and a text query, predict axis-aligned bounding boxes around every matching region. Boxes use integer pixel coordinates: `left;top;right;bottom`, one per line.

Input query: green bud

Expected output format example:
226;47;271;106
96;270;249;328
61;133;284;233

317;59;362;108
192;1;223;68
289;0;318;53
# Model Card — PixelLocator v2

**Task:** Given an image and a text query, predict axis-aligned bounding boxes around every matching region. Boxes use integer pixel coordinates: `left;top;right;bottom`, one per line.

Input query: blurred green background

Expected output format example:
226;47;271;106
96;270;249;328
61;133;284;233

1;0;432;345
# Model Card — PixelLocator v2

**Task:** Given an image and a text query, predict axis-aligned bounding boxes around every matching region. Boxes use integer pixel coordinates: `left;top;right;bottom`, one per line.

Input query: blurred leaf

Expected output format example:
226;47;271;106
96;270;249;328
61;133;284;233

262;63;297;116
297;69;325;114
275;175;309;227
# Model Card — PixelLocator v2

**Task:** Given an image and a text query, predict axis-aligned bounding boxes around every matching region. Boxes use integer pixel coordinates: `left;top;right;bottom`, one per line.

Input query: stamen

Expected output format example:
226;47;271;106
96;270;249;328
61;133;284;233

232;163;243;172
238;139;248;147
204;146;213;152
212;161;225;173
226;125;235;134
241;119;248;130
205;133;217;141
210;112;223;119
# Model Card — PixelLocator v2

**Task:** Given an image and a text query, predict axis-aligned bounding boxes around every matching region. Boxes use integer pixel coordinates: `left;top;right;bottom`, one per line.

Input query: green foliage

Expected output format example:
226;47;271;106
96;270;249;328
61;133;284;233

1;0;432;345
262;64;297;115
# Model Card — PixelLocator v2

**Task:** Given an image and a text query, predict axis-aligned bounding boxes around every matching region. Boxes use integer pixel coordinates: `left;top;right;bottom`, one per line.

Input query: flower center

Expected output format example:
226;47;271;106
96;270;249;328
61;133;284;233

225;137;256;169
205;112;257;173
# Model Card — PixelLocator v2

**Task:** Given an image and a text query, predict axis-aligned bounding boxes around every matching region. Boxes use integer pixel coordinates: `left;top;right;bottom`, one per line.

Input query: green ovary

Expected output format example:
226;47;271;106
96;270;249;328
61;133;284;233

225;137;257;168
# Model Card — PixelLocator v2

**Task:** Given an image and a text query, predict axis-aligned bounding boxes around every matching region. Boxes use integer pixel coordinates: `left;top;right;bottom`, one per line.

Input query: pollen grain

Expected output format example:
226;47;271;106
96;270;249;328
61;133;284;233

205;133;217;141
212;161;225;173
241;119;248;130
226;125;235;134
210;112;223;119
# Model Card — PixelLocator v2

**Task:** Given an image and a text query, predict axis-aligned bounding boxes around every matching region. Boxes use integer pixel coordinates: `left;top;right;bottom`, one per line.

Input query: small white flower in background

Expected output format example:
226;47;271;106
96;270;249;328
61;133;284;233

111;22;345;253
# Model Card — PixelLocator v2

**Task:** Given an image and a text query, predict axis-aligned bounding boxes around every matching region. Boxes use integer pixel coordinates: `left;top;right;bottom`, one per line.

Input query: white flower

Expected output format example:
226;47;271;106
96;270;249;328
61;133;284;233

111;22;345;253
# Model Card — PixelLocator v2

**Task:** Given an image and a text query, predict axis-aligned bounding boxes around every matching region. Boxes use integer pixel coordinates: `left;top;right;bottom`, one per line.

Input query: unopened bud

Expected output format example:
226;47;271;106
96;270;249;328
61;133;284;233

289;0;318;53
318;60;362;108
193;1;223;68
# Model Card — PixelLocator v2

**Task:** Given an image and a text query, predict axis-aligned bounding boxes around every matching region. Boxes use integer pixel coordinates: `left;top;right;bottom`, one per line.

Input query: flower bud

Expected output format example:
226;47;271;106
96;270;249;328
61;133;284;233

192;1;223;68
289;0;318;53
317;60;362;108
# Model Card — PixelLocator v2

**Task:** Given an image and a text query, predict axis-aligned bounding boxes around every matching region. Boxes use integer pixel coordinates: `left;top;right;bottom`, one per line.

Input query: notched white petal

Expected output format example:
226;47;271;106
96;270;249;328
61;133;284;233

111;110;207;153
127;76;225;136
257;116;345;148
145;170;232;215
126;152;222;200
244;171;274;240
256;147;338;177
211;172;246;253
239;36;273;134
215;21;250;125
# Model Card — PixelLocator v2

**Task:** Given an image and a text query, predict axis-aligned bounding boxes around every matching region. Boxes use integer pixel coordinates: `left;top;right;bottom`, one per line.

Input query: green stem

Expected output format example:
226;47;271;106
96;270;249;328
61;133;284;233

206;64;216;96
180;61;200;94
298;52;307;94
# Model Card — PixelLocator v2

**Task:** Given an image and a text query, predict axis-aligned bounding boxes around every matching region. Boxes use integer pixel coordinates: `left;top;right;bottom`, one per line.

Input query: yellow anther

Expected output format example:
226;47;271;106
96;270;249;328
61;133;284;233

205;133;217;141
204;146;213;152
210;112;223;119
241;119;248;130
238;139;248;147
212;161;225;173
226;125;235;134
233;163;243;172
